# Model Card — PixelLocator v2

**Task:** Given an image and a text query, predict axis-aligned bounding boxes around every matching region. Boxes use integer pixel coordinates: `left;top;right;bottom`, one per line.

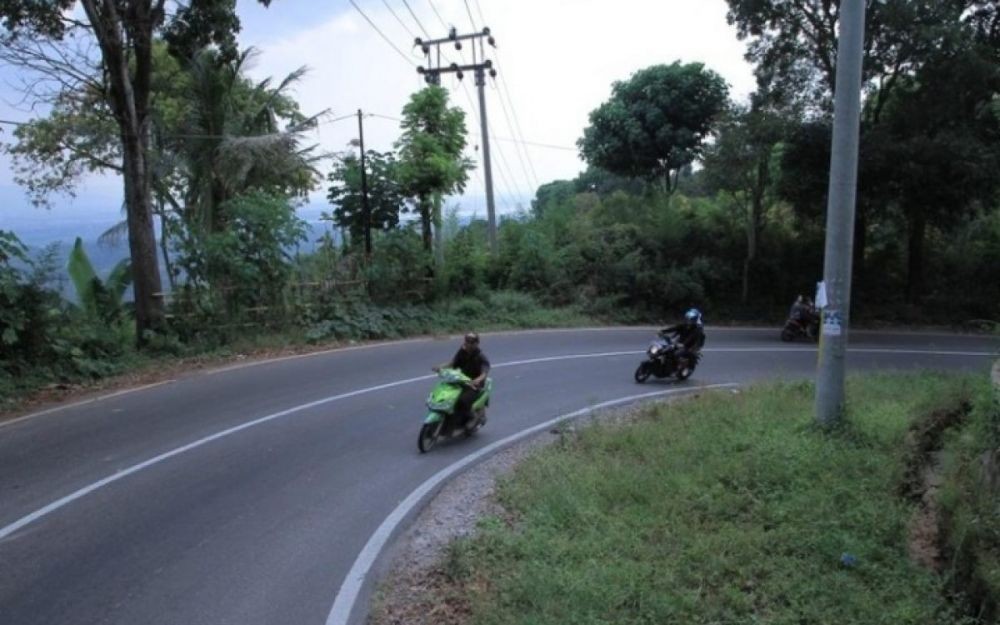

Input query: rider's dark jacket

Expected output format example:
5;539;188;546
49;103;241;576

662;323;706;352
450;348;491;380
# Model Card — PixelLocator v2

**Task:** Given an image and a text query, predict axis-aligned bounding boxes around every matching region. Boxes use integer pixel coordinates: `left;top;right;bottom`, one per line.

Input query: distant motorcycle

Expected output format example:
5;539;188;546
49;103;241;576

417;368;493;453
781;313;819;342
634;333;699;383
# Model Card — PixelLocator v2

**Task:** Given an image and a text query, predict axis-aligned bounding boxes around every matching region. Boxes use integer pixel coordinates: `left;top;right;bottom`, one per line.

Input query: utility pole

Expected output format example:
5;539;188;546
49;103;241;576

416;27;499;254
357;109;372;258
815;0;867;426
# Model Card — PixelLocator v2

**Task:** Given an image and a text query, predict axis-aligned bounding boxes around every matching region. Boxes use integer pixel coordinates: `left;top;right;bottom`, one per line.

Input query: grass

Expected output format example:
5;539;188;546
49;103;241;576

0;291;597;417
439;373;988;625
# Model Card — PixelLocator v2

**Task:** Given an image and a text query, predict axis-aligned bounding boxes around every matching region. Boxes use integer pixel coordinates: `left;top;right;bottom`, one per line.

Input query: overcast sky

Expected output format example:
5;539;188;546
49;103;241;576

2;0;756;239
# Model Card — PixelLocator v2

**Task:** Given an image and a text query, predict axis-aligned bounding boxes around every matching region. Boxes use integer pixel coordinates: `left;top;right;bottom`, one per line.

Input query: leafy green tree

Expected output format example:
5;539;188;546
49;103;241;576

730;0;1000;303
702;102;786;303
395;86;474;253
326;151;405;248
174;192;307;316
578;62;729;192
67;238;133;324
723;0;992;116
0;0;277;344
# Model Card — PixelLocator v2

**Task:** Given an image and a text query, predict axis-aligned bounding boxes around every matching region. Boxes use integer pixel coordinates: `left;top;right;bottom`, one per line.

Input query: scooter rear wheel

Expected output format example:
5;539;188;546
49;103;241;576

418;420;443;453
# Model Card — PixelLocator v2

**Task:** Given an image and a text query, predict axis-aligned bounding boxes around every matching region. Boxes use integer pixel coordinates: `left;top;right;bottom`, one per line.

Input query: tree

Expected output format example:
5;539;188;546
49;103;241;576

395;86;474;253
702;102;786;303
5;41;318;308
326;150;404;249
0;0;275;345
578;62;729;193
728;0;1000;302
67;238;133;324
723;0;991;118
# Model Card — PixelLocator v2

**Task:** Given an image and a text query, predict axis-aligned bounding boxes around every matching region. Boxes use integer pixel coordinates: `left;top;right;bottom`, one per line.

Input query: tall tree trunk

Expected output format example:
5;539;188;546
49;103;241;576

121;120;164;341
157;205;176;291
432;197;444;267
743;198;759;305
420;195;433;252
81;0;165;345
906;210;926;304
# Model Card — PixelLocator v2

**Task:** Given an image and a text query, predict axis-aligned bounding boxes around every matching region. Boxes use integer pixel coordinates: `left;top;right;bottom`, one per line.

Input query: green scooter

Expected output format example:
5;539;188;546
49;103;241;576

417;368;493;453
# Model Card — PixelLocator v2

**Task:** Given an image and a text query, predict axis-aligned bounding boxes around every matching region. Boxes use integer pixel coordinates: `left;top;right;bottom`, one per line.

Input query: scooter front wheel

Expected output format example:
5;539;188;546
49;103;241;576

634;362;652;383
418;420;444;453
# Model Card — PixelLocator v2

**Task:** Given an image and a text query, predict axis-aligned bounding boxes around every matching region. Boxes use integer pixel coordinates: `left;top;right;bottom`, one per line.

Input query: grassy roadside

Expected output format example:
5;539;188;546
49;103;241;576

429;374;990;625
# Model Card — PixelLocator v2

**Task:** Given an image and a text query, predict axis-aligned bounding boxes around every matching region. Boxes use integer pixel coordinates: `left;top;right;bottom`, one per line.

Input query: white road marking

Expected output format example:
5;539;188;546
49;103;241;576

0;381;175;431
324;383;740;625
0;350;683;541
2;344;994;541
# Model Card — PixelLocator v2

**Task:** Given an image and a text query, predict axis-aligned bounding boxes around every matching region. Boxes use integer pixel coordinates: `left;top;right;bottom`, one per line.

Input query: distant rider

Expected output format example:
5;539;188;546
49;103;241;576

789;295;818;326
660;309;706;365
432;332;491;425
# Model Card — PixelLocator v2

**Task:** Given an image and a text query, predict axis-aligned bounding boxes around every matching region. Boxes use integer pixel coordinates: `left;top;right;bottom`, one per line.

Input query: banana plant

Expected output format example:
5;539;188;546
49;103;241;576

67;237;132;323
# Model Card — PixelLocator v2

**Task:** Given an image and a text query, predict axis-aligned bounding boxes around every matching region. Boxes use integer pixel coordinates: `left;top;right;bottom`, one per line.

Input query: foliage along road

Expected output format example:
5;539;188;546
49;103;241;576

0;327;996;625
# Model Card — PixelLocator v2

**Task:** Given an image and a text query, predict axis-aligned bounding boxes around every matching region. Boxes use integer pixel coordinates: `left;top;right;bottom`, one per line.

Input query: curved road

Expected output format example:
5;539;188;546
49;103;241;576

0;328;995;625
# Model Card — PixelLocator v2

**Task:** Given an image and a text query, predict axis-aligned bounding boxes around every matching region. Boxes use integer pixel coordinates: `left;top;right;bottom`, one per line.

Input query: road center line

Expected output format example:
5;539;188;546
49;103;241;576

2;346;993;542
0;350;651;541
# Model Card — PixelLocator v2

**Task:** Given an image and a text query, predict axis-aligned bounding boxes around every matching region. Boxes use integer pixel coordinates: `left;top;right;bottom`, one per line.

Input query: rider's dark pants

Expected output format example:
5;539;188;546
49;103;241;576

455;386;479;423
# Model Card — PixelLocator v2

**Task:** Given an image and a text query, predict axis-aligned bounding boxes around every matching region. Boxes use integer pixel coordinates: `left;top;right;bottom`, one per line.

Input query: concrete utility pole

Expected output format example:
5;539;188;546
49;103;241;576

815;0;867;426
357;109;372;258
416;27;499;254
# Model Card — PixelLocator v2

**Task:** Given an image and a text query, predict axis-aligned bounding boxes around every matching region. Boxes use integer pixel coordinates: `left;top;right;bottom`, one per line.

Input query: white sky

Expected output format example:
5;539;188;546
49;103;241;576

2;0;756;236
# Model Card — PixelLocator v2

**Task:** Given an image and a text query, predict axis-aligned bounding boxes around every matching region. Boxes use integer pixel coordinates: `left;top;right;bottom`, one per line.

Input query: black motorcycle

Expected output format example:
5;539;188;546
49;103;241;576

634;333;699;383
781;313;819;342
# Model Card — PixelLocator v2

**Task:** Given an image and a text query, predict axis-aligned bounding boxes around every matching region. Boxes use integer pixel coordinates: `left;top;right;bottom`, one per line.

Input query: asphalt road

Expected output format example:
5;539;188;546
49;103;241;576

0;327;996;625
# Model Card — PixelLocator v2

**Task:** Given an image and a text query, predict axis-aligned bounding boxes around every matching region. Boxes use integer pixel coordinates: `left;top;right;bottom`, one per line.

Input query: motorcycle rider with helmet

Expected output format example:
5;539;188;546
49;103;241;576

660;308;706;367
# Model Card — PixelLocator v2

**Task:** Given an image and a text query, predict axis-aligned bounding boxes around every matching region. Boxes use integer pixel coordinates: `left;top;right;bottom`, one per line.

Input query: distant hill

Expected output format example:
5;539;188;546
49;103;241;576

22;217;340;303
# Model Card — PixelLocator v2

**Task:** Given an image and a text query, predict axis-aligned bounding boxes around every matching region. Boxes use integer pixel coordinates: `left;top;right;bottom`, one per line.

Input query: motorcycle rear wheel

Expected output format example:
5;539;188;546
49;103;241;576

418;420;444;453
634;362;652;383
676;365;693;380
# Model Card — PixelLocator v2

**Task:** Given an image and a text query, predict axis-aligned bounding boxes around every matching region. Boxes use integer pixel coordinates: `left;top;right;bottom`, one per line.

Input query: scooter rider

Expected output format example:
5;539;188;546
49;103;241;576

660;309;705;365
432;332;491;425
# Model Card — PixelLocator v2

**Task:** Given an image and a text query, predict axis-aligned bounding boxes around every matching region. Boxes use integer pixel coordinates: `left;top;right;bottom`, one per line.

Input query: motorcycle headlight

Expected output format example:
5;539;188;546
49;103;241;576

648;343;661;355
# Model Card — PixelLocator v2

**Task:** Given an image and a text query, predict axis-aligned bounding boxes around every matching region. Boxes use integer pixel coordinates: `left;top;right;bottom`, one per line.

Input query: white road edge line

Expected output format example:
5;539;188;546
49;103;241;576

324;383;740;625
2;345;993;541
0;380;176;431
0;350;638;542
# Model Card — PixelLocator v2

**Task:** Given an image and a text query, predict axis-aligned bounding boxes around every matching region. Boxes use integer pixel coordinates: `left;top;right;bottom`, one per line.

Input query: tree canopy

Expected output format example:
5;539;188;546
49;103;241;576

578;62;729;192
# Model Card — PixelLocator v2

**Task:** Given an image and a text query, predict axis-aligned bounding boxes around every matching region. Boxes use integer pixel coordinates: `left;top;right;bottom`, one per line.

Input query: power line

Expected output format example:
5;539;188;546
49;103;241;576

471;0;487;28
491;78;539;192
463;0;477;31
380;0;418;40
493;136;577;152
425;0;449;31
401;0;430;38
495;69;541;188
466;1;542;194
349;0;417;67
366;112;402;123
